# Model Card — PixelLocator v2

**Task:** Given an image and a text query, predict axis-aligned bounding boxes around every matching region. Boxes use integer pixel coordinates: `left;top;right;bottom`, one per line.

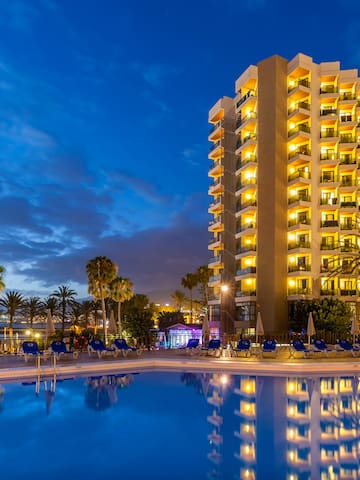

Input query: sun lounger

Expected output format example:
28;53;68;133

113;338;141;357
260;339;278;357
179;338;200;355
312;339;340;357
233;339;251;357
88;339;117;359
50;340;79;360
21;341;46;363
289;339;313;358
337;339;359;357
201;339;221;357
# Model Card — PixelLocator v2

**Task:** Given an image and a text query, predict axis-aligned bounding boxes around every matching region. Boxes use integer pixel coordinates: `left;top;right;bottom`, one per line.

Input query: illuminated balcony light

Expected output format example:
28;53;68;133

289;429;295;439
245;445;250;454
290;123;295;129
246;279;252;285
290;189;296;196
245;259;252;265
289;406;295;415
289;167;295;174
220;374;229;385
289;80;295;87
245;382;251;392
289;451;295;461
288;382;295;392
246;239;251;244
288;233;295;240
245;424;250;433
245;403;251;412
245;193;252;199
289;144;296;151
246;152;252;158
289;280;295;287
290;257;296;263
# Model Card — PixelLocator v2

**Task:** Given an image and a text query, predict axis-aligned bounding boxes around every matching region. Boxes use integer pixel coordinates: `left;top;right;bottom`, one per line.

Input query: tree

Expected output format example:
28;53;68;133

44;296;58;316
171;290;186;311
122;294;154;342
195;265;211;309
0;291;24;350
181;272;198;322
23;296;44;330
86;256;118;344
51;285;77;335
80;300;94;329
0;266;5;293
109;277;134;337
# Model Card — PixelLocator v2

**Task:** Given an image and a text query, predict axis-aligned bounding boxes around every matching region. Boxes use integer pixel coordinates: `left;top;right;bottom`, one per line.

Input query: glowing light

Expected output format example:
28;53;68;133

245;403;251;412
288;233;295;240
289;280;295;287
220;374;229;385
289;80;295;87
289;451;295;461
289;123;295;129
288;382;295;392
289;144;296;151
34;333;40;339
289;428;295;439
25;330;31;336
221;284;229;293
245;445;250;454
289;406;295;415
245;382;251;392
245;424;250;433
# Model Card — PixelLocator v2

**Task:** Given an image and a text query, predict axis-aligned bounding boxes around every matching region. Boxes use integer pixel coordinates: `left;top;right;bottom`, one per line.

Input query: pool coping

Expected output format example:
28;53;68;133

1;356;360;382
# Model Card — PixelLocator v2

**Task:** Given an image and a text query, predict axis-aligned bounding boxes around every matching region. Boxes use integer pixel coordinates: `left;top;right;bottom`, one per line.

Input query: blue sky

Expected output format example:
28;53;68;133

0;0;359;303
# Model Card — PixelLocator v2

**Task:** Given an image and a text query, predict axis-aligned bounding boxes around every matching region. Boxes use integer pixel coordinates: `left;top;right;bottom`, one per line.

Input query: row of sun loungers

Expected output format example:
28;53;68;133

20;338;142;362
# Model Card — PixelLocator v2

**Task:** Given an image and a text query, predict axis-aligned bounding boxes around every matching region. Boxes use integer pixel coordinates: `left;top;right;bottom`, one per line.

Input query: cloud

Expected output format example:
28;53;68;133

131;63;182;88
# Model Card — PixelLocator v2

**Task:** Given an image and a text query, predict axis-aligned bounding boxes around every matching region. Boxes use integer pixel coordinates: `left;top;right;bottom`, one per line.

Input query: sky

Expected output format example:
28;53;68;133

0;0;359;304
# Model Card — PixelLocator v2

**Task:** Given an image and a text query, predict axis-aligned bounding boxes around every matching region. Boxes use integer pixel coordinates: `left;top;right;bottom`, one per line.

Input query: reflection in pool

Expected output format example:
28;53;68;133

0;371;359;479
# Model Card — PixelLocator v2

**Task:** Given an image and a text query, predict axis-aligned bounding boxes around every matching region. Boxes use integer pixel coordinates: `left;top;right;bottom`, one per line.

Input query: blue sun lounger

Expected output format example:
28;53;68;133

88;339;117;359
51;341;79;360
312;339;340;357
233;339;251;357
201;339;221;357
337;339;359;357
21;341;45;363
260;339;278;357
289;339;313;358
179;338;200;354
113;338;141;357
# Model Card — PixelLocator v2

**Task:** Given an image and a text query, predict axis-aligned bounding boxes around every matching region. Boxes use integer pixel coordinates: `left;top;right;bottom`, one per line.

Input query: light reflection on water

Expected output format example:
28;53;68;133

0;371;359;479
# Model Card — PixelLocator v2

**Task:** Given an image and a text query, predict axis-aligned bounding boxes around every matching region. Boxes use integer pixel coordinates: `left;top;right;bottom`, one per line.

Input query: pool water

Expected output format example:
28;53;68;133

0;371;359;479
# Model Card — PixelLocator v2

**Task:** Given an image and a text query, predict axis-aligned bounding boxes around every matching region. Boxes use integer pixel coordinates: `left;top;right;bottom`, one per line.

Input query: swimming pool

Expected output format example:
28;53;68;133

0;370;359;479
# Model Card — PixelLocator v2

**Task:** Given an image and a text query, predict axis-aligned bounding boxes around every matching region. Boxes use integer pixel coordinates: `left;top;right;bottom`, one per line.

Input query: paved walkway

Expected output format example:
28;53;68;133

1;347;360;382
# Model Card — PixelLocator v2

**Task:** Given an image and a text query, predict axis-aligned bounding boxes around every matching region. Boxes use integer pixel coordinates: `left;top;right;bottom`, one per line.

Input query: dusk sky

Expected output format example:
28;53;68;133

0;0;359;303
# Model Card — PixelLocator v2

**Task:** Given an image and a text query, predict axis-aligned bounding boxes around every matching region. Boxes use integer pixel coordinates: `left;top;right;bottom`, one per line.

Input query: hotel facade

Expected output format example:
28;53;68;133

207;53;360;336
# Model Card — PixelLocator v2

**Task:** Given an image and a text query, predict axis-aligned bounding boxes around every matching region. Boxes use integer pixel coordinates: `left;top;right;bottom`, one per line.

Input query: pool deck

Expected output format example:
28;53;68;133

1;347;360;382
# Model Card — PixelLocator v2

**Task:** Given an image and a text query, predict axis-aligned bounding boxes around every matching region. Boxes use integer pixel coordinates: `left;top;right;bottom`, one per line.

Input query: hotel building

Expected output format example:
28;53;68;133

207;53;360;335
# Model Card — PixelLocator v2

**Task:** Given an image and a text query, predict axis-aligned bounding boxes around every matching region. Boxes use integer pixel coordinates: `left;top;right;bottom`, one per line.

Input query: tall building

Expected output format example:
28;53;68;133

207;53;360;336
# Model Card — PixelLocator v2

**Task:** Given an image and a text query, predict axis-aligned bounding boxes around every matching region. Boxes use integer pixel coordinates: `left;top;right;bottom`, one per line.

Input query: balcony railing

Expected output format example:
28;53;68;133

320;243;337;250
288;241;311;250
288;218;311;227
340;223;356;230
340;115;355;123
320;175;339;183
237;222;257;232
209;255;222;264
320;220;338;228
236;178;257;190
320;197;338;205
320;130;338;138
236;266;256;276
288;194;311;204
288;288;311;295
288;78;310;92
288;264;311;273
340;178;357;187
235;290;256;297
320;85;338;94
237;245;257;254
208;235;222;245
320;108;337;116
288;101;310;114
236;133;257;149
209;216;222;227
339;134;356;143
209;179;221;189
238;200;257;210
339;93;356;101
208;160;222;172
209;140;222;152
288;124;311;137
209;120;223;135
340;289;357;296
288;170;311;182
236;112;257;128
339;156;356;165
236;155;257;170
236;90;256;109
320;151;337;160
320;289;338;296
288;146;311;159
340;201;356;208
209;274;221;283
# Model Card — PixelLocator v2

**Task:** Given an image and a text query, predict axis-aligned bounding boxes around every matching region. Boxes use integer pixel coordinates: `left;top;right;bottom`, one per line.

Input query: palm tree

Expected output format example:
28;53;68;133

51;285;77;335
195;265;211;320
80;300;94;329
0;266;5;293
171;289;186;311
44;296;58;316
86;256;118;344
23;296;44;330
181;272;198;323
0;291;24;350
109;277;134;337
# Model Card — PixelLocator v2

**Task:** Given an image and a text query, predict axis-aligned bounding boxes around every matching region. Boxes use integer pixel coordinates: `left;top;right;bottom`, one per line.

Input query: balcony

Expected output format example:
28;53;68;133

208;216;223;231
320;243;338;251
236;112;257;130
340;178;357;187
208;235;222;246
339;134;356;144
236;133;257;151
288;288;312;296
320;289;338;296
236;177;257;192
236;222;257;233
236;154;257;171
340;201;357;208
288;78;310;93
320;197;338;205
288;146;311;160
236;90;256;109
339;156;356;166
339;92;357;101
208;160;223;176
339;114;356;123
288;264;311;273
320;108;337;116
320;220;339;228
320;85;339;95
340;289;357;296
288;241;311;250
237;244;257;254
208;199;223;214
288;124;311;138
288;217;311;227
288;169;311;181
320;129;338;139
235;290;256;297
340;223;356;230
237;199;257;211
208;179;223;195
288;194;311;205
288;101;310;115
319;174;339;184
236;266;257;276
208;255;222;266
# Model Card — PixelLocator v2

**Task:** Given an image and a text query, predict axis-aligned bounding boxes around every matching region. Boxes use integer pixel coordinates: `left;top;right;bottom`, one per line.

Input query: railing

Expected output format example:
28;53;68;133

320;108;337;116
288;78;310;92
236;133;257;149
288;288;311;295
208;235;222;245
288;170;311;182
288;218;311;227
236;266;256;276
288;241;311;249
320;197;338;205
340;201;356;208
320;289;338;296
339;92;356;101
208;199;222;210
236;90;256;109
237;200;257;210
340;289;357;296
209;274;221;283
209;120;223;135
320;130;338;138
340;115;355;122
209;179;222;189
288;194;311;204
288;147;311;159
236;112;257;128
339;157;356;165
236;178;257;190
236;155;257;169
288;124;311;137
320;85;338;94
208;160;222;172
320;175;339;183
237;222;256;232
339;135;356;143
340;179;357;187
320;243;338;250
208;255;222;264
320;220;338;228
288;101;310;114
237;245;257;254
320;151;336;160
340;223;356;230
209;140;222;152
288;264;311;272
235;290;256;297
209;216;222;226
